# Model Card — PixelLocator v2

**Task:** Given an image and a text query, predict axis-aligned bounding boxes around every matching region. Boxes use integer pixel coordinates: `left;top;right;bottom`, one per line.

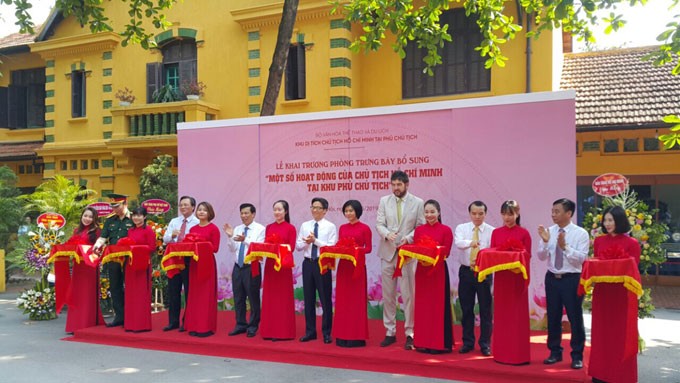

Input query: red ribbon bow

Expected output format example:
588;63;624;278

116;237;136;246
182;233;206;243
497;238;525;252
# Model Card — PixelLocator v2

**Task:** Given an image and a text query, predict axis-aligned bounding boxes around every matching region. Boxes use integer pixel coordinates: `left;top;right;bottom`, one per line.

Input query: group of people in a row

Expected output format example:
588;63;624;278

60;170;640;383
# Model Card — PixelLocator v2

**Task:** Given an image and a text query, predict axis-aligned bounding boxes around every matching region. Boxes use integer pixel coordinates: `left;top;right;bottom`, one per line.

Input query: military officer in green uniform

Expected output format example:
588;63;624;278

93;193;133;327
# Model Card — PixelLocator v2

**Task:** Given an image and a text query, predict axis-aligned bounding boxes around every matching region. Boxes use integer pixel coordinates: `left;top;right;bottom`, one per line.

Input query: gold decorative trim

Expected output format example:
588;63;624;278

232;0;339;30
30;32;121;58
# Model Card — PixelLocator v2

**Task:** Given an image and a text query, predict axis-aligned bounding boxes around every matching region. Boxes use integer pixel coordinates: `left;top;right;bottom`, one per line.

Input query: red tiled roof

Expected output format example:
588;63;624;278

0;30;35;50
560;46;680;129
0;141;43;159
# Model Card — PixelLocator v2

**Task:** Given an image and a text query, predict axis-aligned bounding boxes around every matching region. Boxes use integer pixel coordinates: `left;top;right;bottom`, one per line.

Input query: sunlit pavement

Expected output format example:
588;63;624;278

1;288;678;383
0;290;457;383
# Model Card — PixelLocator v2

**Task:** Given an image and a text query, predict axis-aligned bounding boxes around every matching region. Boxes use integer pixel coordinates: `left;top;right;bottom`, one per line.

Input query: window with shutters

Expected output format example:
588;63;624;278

147;38;197;102
0;68;46;129
71;70;86;118
285;43;306;100
402;8;490;99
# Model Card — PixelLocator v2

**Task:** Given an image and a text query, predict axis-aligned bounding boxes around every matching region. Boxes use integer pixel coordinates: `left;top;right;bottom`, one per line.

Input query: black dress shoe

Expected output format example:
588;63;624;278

481;348;492;356
543;354;563;364
380;335;397;347
459;345;474;354
571;360;583;369
299;334;317;342
323;335;332;344
106;320;124;328
163;324;179;332
247;331;256;338
404;336;414;350
229;328;247;336
178;326;186;333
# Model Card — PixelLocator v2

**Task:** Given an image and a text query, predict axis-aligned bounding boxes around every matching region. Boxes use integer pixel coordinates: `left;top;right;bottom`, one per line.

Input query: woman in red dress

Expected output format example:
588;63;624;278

589;205;640;383
260;200;297;341
185;201;221;337
333;200;372;348
489;200;532;365
413;199;454;353
64;207;104;333
124;207;156;332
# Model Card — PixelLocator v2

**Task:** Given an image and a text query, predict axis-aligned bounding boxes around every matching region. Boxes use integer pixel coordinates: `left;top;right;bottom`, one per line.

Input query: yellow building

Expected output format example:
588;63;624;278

561;46;680;282
0;0;561;199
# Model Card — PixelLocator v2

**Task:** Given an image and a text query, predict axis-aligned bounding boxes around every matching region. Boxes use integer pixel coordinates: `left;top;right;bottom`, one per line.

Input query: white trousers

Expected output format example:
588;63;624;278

381;257;416;338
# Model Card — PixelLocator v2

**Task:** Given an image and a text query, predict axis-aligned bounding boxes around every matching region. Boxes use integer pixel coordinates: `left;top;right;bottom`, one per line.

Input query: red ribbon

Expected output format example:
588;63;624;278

318;237;364;276
496;238;526;252
245;242;293;277
393;236;440;278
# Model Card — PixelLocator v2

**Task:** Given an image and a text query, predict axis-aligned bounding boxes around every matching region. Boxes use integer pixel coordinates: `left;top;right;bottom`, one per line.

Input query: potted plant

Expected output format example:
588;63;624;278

181;80;206;100
115;87;136;106
152;84;181;103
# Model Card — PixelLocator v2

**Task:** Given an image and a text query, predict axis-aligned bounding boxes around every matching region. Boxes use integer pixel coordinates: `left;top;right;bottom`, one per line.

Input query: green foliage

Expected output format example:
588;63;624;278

658;114;680;149
7;0;178;49
0;166;24;250
138;155;177;222
333;0;680;75
20;175;97;235
582;188;669;272
152;84;181;103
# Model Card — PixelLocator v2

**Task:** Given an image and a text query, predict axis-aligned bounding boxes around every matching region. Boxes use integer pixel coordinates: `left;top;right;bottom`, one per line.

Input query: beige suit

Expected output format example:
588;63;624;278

375;192;425;337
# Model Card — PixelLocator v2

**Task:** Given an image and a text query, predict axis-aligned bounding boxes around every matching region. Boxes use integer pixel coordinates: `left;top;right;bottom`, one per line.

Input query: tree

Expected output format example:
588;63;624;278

20;175;97;234
0;166;23;250
333;0;680;74
7;0;176;49
138;154;177;223
261;0;300;116
659;115;680;149
4;0;679;115
4;0;298;115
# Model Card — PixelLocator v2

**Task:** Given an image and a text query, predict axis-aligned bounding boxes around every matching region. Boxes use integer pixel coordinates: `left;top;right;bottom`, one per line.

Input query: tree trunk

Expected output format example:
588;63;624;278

260;0;300;116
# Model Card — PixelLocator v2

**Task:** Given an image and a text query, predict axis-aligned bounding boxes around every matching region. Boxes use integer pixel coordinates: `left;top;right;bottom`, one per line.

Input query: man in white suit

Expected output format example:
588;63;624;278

376;170;425;350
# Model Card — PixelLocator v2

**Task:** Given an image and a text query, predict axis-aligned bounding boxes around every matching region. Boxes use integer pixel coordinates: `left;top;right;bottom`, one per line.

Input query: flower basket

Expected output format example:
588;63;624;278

115;87;136;105
16;277;57;321
180;80;206;99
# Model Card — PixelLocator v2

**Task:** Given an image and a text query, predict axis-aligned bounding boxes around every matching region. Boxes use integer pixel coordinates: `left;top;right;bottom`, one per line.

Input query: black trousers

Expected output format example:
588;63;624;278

458;265;492;349
232;263;262;332
106;262;125;322
167;257;190;326
302;258;332;337
545;271;585;361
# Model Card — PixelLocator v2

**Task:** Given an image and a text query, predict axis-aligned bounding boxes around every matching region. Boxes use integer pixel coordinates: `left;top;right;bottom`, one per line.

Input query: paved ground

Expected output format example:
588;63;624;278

648;285;680;310
1;280;679;383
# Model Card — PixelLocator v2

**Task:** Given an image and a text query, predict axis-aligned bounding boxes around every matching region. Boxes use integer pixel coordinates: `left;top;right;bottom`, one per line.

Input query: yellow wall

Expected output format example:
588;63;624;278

577;128;680;177
0;0;560;198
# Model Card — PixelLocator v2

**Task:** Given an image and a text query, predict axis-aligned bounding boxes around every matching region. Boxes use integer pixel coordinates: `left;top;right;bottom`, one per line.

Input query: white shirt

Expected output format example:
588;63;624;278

296;218;337;259
162;214;199;244
536;222;590;273
225;221;266;264
454;221;494;267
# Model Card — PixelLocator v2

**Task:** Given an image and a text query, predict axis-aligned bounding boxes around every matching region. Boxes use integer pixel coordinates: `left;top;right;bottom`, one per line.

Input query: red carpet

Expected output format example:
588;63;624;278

66;312;590;383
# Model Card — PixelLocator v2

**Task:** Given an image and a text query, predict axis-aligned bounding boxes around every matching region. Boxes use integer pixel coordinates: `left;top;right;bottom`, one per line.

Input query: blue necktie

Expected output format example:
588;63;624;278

238;226;249;267
311;222;319;260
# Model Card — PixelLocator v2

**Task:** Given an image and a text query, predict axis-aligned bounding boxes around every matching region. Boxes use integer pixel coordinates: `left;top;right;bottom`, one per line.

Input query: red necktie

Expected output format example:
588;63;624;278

178;219;187;242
